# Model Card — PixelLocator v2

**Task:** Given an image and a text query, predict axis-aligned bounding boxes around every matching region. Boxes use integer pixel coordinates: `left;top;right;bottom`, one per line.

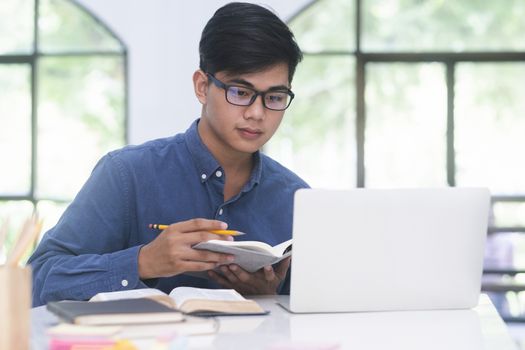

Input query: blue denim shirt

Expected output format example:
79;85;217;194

28;119;308;306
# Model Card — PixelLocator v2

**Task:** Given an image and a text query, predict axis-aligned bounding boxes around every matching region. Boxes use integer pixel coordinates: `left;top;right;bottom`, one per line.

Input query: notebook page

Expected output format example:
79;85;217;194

169;287;245;306
90;288;166;302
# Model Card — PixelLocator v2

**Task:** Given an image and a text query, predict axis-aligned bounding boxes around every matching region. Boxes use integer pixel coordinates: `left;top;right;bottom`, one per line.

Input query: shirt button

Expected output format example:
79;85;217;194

201;174;207;180
219;208;223;215
215;170;223;178
121;279;128;287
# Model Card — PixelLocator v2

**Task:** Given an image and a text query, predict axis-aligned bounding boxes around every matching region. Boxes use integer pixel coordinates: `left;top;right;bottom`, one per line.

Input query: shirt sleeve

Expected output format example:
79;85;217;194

28;154;148;306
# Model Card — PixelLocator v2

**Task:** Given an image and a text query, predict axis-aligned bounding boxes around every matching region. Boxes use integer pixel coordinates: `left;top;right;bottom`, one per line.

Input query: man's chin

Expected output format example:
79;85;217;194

234;141;265;154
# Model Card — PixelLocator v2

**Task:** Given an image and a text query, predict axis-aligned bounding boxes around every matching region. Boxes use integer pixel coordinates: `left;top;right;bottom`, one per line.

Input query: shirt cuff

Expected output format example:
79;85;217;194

108;245;146;291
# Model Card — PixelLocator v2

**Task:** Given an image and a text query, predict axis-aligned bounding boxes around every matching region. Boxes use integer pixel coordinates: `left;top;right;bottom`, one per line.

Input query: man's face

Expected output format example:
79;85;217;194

195;63;290;157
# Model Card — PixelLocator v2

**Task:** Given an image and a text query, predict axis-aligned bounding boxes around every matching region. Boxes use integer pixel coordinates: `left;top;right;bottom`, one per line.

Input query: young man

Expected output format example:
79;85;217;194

29;2;307;306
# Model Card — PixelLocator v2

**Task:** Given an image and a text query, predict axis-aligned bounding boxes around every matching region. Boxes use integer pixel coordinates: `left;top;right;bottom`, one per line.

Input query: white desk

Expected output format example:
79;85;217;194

31;294;517;349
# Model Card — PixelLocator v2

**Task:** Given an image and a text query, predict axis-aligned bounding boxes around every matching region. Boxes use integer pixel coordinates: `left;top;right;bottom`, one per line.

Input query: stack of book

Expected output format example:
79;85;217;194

46;286;269;347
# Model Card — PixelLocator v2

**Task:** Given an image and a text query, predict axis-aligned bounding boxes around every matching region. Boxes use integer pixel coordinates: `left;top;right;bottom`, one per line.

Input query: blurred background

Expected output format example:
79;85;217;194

1;0;524;344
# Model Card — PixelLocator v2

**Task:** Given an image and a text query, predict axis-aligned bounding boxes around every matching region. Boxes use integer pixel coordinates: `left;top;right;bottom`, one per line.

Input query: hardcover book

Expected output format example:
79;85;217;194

47;298;184;326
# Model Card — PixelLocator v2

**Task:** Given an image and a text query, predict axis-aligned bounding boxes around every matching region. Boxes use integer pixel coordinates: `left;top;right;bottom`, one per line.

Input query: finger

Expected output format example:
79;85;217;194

228;264;251;283
220;265;242;284
177;260;218;272
274;257;291;279
208;270;233;288
185;249;235;264
182;231;233;245
197;231;234;242
169;218;227;234
263;265;276;281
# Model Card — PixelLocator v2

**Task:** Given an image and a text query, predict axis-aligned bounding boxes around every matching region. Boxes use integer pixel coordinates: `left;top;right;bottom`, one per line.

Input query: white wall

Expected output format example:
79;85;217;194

76;0;310;144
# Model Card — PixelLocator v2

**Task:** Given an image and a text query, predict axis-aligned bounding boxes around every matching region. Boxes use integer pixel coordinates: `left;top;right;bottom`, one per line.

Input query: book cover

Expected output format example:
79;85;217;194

47;298;184;326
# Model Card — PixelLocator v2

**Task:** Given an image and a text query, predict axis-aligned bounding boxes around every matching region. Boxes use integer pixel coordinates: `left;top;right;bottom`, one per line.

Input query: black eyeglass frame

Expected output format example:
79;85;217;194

206;73;295;111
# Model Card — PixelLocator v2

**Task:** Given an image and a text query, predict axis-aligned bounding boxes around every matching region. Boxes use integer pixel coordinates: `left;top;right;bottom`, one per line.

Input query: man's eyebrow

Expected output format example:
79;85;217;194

228;78;290;91
228;78;254;87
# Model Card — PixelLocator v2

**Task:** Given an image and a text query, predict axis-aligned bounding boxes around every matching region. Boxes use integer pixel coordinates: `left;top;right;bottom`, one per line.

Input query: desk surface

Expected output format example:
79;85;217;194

31;294;517;350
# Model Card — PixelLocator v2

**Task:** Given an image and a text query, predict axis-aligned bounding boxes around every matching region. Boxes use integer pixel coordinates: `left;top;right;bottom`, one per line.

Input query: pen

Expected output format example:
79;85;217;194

148;224;245;236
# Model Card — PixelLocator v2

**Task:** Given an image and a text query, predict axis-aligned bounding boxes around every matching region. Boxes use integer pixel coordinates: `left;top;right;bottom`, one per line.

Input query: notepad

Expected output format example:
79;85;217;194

193;239;292;272
47;317;218;337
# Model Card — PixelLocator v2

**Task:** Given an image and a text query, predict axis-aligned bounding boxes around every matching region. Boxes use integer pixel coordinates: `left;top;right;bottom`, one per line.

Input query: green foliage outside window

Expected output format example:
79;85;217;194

0;0;126;259
267;0;525;321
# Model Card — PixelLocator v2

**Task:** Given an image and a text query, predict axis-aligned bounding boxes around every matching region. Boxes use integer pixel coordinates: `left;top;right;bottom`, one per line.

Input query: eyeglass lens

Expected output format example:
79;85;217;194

226;86;291;110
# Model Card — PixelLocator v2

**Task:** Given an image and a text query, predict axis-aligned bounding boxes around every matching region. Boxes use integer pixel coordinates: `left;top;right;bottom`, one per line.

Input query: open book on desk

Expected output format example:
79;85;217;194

91;286;268;316
193;238;292;273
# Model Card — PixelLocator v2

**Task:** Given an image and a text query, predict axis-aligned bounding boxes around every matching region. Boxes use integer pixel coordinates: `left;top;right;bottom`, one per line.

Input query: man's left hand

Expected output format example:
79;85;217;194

208;256;291;295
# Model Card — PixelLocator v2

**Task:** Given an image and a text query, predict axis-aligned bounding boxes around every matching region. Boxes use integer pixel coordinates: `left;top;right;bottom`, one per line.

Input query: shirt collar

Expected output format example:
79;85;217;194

184;119;262;186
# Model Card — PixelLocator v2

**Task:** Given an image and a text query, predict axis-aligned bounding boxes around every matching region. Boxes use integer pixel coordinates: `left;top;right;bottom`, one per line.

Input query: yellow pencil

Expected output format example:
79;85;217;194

148;224;245;236
209;229;246;236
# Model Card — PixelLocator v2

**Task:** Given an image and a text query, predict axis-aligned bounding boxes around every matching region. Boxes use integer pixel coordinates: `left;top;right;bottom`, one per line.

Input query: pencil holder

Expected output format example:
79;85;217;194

0;266;31;350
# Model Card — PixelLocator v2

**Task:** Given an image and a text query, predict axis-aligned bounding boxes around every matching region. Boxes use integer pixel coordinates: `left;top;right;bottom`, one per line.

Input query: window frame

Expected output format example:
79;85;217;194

0;0;128;207
288;0;525;320
288;0;525;231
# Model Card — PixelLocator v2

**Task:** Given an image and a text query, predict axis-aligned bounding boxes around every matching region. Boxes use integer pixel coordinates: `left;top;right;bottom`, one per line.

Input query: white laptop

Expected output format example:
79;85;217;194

282;187;490;313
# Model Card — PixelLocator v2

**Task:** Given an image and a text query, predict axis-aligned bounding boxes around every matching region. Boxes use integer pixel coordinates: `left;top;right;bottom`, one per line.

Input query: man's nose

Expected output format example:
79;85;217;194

243;94;265;120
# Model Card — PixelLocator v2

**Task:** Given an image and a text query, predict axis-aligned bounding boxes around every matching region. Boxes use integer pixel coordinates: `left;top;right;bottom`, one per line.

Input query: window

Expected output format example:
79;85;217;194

267;0;525;321
0;0;126;258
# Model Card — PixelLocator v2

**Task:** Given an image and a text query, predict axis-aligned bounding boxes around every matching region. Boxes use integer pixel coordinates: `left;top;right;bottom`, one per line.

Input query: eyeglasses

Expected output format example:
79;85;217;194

207;73;295;111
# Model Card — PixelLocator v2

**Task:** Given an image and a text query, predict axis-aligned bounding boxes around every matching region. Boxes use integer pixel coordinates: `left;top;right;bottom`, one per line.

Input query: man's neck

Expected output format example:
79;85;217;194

219;152;253;175
197;121;255;201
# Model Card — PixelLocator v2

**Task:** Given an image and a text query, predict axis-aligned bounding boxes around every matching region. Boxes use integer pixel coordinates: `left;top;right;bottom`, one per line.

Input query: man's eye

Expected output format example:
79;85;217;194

230;87;251;97
268;94;284;102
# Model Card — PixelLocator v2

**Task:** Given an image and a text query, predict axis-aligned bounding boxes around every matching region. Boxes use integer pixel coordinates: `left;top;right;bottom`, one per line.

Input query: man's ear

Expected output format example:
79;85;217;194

193;70;208;105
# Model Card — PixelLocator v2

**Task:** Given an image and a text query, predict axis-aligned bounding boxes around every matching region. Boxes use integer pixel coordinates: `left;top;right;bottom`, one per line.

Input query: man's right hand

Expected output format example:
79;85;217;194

137;218;235;279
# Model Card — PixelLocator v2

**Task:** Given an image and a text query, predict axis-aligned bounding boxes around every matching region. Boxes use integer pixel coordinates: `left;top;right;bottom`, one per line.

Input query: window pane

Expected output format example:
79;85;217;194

484;233;520;269
39;0;122;53
266;56;356;188
492;202;525;227
289;0;354;52
37;56;125;200
484;290;525;321
0;200;34;261
35;200;68;242
363;0;525;52
455;63;525;194
0;64;32;195
365;63;447;187
0;0;34;54
483;233;525;320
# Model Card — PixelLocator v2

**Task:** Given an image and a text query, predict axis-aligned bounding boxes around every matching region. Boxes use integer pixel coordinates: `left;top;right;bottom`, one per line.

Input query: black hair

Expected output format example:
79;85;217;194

199;2;303;83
